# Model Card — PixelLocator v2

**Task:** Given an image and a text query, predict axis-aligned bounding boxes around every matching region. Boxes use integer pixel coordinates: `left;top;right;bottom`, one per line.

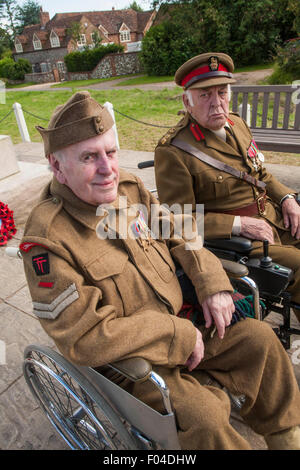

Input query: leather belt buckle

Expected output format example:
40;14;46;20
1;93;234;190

257;195;266;216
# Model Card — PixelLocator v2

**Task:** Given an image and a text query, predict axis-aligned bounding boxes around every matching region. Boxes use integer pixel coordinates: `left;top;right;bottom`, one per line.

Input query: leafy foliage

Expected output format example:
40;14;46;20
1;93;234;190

0;56;31;80
142;0;299;74
64;44;124;72
268;38;300;83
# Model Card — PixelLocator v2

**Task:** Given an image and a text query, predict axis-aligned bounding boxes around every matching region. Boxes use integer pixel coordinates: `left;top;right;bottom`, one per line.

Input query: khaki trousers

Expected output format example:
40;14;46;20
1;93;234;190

133;318;300;450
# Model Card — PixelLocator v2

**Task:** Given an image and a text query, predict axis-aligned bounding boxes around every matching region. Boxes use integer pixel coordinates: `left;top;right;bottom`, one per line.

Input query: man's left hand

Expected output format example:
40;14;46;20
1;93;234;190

201;291;235;339
282;197;300;239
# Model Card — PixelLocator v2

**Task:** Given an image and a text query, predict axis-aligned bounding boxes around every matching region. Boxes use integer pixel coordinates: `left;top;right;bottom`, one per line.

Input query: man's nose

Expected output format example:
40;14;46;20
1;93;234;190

211;91;222;107
96;154;113;174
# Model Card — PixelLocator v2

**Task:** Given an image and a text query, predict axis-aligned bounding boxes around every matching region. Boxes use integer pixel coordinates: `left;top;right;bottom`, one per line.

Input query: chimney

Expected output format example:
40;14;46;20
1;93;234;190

39;7;50;26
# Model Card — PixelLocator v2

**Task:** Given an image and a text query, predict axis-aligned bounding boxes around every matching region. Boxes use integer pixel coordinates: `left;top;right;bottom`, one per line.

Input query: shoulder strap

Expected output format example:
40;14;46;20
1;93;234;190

171;137;266;190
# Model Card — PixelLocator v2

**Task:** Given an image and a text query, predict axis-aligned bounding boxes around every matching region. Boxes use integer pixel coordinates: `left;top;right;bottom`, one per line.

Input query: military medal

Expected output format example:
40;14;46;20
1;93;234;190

131;211;153;250
247;139;262;171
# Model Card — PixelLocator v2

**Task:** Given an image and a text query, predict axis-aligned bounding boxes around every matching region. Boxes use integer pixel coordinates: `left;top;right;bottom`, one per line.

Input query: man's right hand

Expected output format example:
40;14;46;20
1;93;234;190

185;328;204;371
240;216;274;244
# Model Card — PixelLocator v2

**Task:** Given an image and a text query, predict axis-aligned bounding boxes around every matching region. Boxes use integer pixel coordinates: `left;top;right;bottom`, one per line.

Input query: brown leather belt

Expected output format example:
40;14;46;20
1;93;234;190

206;193;267;217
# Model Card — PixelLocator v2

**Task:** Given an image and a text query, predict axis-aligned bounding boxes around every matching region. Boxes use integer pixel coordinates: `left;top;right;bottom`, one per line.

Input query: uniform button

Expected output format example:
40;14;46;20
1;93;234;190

217;175;223;181
96;117;101;123
99;126;104;132
52;197;59;204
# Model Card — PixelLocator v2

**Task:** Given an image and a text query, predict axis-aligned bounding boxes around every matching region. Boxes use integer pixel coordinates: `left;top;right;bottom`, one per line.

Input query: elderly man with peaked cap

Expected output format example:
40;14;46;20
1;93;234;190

155;52;300;324
21;91;300;450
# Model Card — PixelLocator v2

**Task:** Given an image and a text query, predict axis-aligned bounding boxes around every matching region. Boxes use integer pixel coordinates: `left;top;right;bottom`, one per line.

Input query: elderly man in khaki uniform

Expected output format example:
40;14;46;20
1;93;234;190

21;91;300;450
155;52;300;323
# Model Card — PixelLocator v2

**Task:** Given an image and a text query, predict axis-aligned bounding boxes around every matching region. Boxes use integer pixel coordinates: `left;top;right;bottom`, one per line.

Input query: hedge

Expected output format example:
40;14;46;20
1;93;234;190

65;44;124;72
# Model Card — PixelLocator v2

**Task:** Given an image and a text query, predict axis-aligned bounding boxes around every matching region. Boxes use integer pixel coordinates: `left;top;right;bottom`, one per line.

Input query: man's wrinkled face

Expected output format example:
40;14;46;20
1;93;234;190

49;129;119;206
183;85;230;130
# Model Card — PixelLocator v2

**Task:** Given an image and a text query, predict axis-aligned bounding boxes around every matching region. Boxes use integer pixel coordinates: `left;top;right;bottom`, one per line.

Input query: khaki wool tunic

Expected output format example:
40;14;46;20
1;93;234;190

21;169;300;449
155;112;300;307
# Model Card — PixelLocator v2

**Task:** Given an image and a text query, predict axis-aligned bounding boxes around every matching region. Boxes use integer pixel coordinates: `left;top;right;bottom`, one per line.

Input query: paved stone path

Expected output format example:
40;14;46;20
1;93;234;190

0;142;299;450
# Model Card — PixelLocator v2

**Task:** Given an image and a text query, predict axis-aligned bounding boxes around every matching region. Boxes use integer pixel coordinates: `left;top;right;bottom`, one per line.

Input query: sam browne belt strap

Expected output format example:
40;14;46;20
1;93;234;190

171;137;266;191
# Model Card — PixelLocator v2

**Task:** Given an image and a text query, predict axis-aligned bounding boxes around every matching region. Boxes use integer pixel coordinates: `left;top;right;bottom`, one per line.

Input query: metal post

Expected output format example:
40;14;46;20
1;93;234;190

13;102;31;142
103;101;120;149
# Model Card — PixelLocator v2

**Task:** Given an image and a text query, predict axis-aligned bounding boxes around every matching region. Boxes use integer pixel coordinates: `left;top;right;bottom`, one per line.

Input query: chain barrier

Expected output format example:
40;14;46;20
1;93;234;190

0;108;13;124
112;108;172;128
22;108;49;122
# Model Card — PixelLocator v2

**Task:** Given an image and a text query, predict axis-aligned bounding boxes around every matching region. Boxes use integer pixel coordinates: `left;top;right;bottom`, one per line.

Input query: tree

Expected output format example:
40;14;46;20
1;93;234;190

128;1;144;11
0;0;17;36
142;0;299;74
14;0;41;35
66;21;85;49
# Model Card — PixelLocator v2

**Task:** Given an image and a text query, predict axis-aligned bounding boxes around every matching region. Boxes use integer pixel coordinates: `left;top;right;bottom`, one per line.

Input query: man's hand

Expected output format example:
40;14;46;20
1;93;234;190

282;197;300;240
240;216;274;244
185;328;204;371
201;291;235;339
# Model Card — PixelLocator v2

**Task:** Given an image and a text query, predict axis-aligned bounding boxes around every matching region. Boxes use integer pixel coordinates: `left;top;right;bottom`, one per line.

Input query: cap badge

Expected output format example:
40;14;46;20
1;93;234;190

208;56;219;71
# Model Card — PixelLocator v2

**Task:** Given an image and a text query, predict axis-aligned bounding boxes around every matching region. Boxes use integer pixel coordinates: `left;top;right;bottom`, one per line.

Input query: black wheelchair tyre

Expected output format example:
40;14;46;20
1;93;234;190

23;345;140;450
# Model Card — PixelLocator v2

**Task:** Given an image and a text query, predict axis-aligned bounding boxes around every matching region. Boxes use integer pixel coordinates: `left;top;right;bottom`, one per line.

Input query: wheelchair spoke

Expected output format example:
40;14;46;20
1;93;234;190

24;348;138;450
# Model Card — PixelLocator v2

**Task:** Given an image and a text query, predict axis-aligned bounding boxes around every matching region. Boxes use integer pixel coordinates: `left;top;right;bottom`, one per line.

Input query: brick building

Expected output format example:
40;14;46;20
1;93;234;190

13;7;156;79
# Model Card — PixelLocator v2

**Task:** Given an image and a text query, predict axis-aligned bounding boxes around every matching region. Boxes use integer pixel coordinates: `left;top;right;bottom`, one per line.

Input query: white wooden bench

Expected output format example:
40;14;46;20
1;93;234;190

231;85;300;153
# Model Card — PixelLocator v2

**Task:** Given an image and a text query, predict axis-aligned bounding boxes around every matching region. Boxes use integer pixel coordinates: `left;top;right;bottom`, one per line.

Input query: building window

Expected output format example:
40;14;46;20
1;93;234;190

77;34;86;46
50;31;60;48
120;30;131;42
57;62;65;73
33;34;42;50
15;39;23;53
40;63;48;73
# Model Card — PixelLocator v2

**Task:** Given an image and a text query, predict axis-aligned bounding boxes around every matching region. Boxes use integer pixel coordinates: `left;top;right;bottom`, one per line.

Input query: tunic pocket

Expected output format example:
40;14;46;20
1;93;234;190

145;240;176;283
84;248;128;281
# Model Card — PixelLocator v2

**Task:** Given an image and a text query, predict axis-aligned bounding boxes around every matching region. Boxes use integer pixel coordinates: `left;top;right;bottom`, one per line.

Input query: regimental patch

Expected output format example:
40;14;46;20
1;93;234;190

38;281;54;288
32;253;50;276
208;56;219;71
189;123;205;141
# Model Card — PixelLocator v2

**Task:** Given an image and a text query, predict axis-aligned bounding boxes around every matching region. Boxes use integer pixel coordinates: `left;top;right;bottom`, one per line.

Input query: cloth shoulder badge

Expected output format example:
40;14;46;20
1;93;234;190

32;253;50;276
247;139;264;171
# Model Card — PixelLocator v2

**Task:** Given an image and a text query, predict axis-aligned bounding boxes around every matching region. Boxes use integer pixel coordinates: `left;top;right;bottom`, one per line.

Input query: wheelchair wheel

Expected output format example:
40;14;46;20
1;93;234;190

23;345;139;450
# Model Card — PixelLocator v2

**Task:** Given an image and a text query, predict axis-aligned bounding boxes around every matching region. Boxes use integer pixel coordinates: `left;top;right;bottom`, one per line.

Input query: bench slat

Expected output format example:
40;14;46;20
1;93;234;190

262;93;270;128
272;92;280;129
283;93;292;129
251;92;259;128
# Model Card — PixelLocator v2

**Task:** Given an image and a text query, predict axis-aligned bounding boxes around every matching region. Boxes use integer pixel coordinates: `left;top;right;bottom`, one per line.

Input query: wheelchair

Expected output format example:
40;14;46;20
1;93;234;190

138;159;300;350
6;245;259;450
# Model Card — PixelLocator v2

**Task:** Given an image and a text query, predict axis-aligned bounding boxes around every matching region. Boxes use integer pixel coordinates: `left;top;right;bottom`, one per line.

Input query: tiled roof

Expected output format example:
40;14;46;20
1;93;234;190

14;8;155;53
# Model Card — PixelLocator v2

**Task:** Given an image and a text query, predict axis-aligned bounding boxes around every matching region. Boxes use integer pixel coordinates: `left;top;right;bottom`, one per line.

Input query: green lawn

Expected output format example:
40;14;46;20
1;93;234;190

4;81;37;89
115;75;174;86
0;83;298;164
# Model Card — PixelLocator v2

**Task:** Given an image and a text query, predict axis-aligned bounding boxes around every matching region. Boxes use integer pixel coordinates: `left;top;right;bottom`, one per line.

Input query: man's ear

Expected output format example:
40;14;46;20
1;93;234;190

48;153;66;184
182;93;192;113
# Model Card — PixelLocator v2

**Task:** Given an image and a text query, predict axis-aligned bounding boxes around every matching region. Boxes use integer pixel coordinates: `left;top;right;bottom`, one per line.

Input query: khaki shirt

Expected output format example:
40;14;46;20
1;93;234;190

21;170;232;367
155;113;296;240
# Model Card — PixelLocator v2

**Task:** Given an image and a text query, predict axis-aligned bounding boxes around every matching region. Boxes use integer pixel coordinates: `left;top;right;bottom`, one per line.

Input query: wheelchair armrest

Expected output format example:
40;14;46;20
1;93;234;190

108;357;152;383
220;258;249;279
205;236;253;254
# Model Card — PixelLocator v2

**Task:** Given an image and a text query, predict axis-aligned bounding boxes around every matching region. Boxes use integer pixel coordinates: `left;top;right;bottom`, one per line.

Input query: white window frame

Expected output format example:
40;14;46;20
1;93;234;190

57;61;65;73
40;62;48;73
120;30;131;42
50;30;60;48
15;38;23;53
77;34;86;46
33;34;42;50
